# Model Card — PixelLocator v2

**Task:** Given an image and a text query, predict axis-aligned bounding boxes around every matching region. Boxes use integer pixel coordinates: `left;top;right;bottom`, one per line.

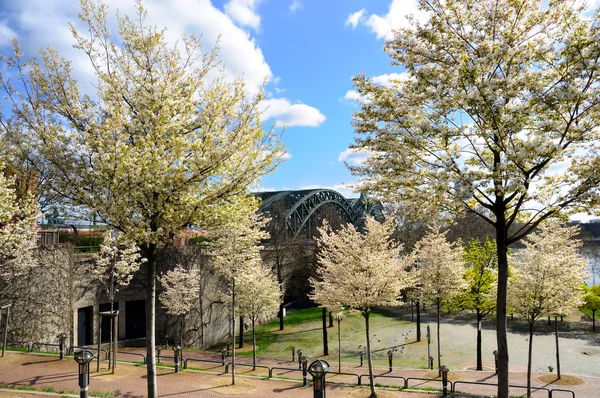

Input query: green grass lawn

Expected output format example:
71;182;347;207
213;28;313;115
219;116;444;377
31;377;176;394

234;307;425;369
579;307;600;319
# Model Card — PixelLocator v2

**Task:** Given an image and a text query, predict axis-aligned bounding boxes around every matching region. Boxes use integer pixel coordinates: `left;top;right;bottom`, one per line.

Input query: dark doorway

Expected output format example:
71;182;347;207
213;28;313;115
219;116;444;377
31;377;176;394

99;302;119;343
125;300;146;339
77;306;93;346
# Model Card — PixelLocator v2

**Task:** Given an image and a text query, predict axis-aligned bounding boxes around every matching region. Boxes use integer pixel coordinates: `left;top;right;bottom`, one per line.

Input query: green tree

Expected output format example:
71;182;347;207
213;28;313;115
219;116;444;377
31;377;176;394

447;238;497;371
0;1;281;395
583;285;600;331
349;2;600;396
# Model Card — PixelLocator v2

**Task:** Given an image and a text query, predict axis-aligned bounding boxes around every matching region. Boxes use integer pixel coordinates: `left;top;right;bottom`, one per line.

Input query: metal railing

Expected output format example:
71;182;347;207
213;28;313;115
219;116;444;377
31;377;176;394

117;351;146;364
358;373;407;387
406;376;451;390
452;379;562;398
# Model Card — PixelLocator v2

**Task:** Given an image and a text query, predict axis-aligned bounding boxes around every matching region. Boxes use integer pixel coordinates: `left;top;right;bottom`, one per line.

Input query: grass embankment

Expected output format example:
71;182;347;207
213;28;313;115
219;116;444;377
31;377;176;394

579;307;600;320
235;307;422;368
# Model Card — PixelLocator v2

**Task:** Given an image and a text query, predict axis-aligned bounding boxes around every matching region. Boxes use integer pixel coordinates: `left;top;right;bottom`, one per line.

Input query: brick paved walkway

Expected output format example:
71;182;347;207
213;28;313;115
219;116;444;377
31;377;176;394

1;351;598;397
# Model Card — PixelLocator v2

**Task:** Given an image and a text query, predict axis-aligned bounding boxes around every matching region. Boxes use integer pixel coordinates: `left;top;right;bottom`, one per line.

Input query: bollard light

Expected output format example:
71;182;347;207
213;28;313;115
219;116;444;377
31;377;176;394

74;350;94;398
440;365;450;398
156;347;161;364
57;332;67;360
297;349;304;369
173;345;181;373
221;347;226;363
359;350;364;367
387;349;394;372
429;355;434;370
493;350;499;375
308;359;330;398
226;342;231;357
292;346;296;362
301;355;309;386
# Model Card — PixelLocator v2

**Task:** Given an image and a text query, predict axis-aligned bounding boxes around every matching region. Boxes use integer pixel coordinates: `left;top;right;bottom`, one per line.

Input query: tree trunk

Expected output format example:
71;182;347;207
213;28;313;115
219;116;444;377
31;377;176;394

416;300;422;342
279;303;284;331
337;320;342;372
239;316;244;348
496;231;509;398
329;311;333;328
145;247;158;398
437;298;441;377
252;319;256;370
364;312;377;398
554;316;560;380
411;300;414;323
231;278;236;385
322;308;329;356
109;300;114;372
527;320;534;398
476;309;482;371
593;309;596;331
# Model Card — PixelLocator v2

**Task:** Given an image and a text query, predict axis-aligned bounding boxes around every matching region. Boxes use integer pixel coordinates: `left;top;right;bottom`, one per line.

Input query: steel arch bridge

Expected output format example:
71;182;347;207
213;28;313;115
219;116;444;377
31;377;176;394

255;189;385;237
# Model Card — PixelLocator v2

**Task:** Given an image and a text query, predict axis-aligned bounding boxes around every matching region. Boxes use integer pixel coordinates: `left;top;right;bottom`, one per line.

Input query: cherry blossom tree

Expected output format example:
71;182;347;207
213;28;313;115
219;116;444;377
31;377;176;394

583;285;600;331
0;0;281;395
236;262;281;370
508;221;588;395
0;167;37;281
348;2;600;395
210;211;268;386
412;227;466;376
311;217;414;398
158;266;200;343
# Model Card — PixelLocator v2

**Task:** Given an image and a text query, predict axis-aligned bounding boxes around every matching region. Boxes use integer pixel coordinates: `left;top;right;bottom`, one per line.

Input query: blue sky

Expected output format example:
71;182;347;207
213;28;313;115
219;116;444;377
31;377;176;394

0;0;427;198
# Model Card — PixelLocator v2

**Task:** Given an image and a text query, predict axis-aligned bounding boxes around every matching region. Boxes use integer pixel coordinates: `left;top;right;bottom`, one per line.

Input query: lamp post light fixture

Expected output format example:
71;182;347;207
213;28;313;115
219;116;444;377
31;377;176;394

74;350;94;398
297;349;303;369
301;355;309;386
387;350;394;372
173;345;181;373
57;332;67;360
307;359;330;398
493;350;499;375
292;346;296;362
440;365;450;398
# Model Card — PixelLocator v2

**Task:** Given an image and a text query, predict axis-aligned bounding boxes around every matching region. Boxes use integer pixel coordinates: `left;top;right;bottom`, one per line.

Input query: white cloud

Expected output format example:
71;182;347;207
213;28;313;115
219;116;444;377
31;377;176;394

260;98;326;127
1;0;272;95
289;0;302;14
344;90;362;101
345;9;365;28
361;0;429;40
371;72;410;86
338;148;371;166
300;184;359;199
224;0;262;30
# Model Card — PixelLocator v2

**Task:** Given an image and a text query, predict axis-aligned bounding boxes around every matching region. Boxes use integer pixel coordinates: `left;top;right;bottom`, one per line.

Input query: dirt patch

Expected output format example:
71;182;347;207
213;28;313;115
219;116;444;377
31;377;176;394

537;374;585;386
348;388;402;398
209;377;257;394
422;371;461;381
404;338;435;346
233;345;257;354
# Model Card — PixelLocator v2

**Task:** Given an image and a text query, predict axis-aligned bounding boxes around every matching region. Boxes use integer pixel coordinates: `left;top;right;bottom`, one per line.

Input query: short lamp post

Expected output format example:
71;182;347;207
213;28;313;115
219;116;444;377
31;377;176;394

308;359;330;398
359;350;364;367
57;332;67;360
156;347;161;363
387;350;394;372
226;342;231;357
221;347;226;363
292;346;296;362
74;350;94;398
301;355;309;386
440;365;450;398
173;345;181;373
297;349;304;369
493;350;499;375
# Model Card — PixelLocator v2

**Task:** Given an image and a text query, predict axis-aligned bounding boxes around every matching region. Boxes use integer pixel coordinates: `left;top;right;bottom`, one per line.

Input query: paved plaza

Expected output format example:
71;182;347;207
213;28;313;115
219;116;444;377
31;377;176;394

1;350;599;397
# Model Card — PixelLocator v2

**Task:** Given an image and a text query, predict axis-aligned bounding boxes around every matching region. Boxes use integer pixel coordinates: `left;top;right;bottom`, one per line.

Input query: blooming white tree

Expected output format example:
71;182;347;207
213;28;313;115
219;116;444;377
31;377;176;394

311;217;414;398
0;167;37;280
508;220;588;396
412;227;466;375
210;211;268;385
348;2;600;396
0;0;281;394
236;262;281;370
93;230;146;370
